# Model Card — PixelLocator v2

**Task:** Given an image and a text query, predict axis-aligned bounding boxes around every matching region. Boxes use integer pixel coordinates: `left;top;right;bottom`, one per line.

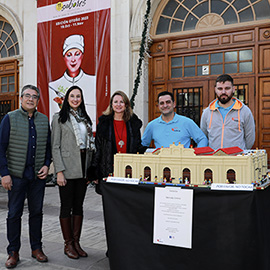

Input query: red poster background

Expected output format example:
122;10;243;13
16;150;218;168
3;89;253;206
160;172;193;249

37;0;110;129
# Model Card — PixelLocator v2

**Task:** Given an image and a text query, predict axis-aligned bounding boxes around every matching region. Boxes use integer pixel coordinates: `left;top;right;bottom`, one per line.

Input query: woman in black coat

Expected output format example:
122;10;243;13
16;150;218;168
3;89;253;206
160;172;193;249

93;90;144;189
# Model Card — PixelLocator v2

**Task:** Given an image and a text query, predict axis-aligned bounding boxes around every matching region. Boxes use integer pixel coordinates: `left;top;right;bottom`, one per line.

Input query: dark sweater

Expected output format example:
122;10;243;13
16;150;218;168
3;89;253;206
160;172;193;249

93;113;144;180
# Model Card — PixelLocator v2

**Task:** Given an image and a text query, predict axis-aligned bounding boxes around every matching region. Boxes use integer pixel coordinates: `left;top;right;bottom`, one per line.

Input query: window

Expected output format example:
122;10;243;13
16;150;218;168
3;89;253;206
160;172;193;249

125;166;132;178
156;0;270;35
171;49;253;79
204;169;213;182
163;167;171;182
183;168;191;183
0;17;19;57
174;87;202;125
234;84;248;104
227;169;236;183
0;75;15;93
144;166;151;181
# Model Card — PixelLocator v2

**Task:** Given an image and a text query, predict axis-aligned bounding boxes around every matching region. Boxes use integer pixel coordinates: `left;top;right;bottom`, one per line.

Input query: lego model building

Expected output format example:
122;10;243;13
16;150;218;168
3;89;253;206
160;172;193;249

113;143;268;185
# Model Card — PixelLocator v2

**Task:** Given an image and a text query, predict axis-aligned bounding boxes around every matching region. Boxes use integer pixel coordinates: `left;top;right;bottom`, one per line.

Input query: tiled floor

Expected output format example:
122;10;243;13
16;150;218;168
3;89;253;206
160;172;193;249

0;185;109;270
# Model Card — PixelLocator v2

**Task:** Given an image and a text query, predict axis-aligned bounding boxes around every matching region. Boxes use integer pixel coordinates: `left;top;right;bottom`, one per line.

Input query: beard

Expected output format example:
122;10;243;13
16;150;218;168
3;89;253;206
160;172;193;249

217;93;234;104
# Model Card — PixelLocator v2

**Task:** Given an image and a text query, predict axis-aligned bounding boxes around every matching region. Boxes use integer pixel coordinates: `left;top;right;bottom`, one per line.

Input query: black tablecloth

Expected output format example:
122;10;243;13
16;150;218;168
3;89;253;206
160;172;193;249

101;181;270;270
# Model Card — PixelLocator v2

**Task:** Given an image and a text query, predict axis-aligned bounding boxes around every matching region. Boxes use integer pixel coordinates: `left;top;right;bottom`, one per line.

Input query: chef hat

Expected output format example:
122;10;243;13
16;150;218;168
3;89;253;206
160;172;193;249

63;34;84;56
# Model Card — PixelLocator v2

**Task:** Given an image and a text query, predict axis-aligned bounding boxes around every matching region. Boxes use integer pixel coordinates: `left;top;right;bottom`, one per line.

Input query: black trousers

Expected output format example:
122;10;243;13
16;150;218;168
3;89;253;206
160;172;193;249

58;151;87;218
58;178;87;218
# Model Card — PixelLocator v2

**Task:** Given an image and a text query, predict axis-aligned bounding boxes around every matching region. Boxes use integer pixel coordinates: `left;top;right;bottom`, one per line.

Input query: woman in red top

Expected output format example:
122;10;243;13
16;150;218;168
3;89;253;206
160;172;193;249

92;91;144;258
93;91;144;190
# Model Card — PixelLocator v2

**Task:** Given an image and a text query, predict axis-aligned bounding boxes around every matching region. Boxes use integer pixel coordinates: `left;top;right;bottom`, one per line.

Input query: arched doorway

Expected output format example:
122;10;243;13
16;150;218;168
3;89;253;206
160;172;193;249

227;169;236;183
0;16;20;122
144;166;151;181
163;167;171;182
183;168;191;183
125;165;132;178
204;168;213;183
149;0;270;162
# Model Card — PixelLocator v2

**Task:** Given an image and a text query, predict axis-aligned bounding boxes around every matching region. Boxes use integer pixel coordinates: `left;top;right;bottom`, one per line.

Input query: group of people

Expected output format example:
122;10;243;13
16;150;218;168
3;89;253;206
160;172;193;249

142;73;255;151
0;73;255;268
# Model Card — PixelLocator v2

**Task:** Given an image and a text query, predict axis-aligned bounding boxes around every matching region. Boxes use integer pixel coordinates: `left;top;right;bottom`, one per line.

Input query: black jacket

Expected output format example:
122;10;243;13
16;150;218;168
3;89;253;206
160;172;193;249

93;113;144;181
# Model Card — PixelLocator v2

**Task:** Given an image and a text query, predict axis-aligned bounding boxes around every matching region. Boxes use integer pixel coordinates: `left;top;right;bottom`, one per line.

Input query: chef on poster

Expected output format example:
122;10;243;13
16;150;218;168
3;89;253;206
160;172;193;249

37;0;111;131
49;34;96;127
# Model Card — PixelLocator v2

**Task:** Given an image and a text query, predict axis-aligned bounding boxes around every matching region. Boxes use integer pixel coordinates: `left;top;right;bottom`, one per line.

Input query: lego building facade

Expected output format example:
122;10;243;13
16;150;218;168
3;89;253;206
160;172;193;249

114;144;268;185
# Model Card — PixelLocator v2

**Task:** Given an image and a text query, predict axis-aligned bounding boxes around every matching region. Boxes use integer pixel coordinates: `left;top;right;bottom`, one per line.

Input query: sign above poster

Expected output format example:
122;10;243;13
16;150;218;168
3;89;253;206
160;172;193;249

37;0;110;23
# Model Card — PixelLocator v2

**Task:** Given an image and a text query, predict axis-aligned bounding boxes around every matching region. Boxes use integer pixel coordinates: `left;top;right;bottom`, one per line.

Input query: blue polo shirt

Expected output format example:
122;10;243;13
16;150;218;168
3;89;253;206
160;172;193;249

141;113;208;148
215;100;236;121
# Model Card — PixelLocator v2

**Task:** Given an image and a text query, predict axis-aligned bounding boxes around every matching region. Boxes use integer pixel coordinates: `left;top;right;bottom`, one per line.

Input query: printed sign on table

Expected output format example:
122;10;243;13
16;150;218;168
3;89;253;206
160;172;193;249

153;187;193;249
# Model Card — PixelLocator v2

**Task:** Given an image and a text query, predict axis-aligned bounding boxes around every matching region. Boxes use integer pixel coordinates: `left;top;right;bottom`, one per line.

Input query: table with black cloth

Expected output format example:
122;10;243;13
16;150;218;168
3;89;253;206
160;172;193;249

100;181;270;270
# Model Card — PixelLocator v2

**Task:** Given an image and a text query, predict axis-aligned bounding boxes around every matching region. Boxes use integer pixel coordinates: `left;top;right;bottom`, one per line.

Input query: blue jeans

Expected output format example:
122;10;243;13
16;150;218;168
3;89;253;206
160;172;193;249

6;176;46;254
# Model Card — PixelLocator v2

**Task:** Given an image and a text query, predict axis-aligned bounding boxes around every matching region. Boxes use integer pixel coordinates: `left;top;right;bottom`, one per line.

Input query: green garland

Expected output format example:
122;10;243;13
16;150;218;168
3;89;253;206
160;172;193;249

130;0;151;109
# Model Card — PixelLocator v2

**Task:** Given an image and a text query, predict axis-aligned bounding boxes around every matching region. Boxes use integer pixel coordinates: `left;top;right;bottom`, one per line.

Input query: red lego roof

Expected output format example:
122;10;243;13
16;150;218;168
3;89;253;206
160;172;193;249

194;146;214;155
213;147;243;155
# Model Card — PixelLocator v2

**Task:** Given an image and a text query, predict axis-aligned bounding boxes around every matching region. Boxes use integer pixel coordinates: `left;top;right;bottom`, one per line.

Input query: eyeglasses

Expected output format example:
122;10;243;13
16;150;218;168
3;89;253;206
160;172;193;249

22;93;39;100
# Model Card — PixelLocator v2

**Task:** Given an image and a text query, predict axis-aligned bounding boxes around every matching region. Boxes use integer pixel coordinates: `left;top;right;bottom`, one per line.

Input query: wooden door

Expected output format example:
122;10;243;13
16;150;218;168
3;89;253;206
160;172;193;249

259;77;270;158
258;44;270;163
0;60;19;122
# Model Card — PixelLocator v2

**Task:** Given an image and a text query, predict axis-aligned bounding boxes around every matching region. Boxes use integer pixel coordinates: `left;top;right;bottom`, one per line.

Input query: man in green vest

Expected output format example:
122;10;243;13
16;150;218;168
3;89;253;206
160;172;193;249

0;85;51;269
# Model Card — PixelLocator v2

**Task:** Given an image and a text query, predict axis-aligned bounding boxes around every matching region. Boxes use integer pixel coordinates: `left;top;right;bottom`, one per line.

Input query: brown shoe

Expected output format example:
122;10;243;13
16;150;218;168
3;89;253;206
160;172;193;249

64;243;79;259
73;215;88;257
5;251;19;269
31;249;48;262
60;217;79;259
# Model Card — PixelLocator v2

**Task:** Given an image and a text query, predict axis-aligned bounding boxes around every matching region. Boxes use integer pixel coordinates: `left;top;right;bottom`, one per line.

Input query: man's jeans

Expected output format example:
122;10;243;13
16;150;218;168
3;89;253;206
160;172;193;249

6;176;46;254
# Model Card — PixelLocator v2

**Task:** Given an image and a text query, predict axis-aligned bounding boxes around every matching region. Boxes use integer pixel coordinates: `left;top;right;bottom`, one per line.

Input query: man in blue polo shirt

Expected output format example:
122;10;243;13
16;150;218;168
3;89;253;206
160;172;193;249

141;91;208;148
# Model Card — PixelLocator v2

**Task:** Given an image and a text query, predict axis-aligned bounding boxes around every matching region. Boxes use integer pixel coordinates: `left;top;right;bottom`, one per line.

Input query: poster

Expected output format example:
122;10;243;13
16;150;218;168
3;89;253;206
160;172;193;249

153;187;193;249
37;0;111;131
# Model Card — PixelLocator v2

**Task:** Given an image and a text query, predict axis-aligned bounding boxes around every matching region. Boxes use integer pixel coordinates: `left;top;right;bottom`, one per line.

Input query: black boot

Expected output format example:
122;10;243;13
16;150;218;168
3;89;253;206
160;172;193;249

60;217;79;259
73;215;88;257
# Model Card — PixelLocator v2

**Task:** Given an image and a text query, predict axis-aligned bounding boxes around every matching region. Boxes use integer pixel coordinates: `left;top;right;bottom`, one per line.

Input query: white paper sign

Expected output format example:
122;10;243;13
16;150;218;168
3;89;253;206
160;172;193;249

202;65;209;75
211;183;253;191
153;187;193;249
106;176;139;185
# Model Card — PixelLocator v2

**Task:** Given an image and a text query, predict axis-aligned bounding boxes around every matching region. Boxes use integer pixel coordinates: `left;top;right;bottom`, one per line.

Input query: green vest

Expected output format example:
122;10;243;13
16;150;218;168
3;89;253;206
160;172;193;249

7;108;49;178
